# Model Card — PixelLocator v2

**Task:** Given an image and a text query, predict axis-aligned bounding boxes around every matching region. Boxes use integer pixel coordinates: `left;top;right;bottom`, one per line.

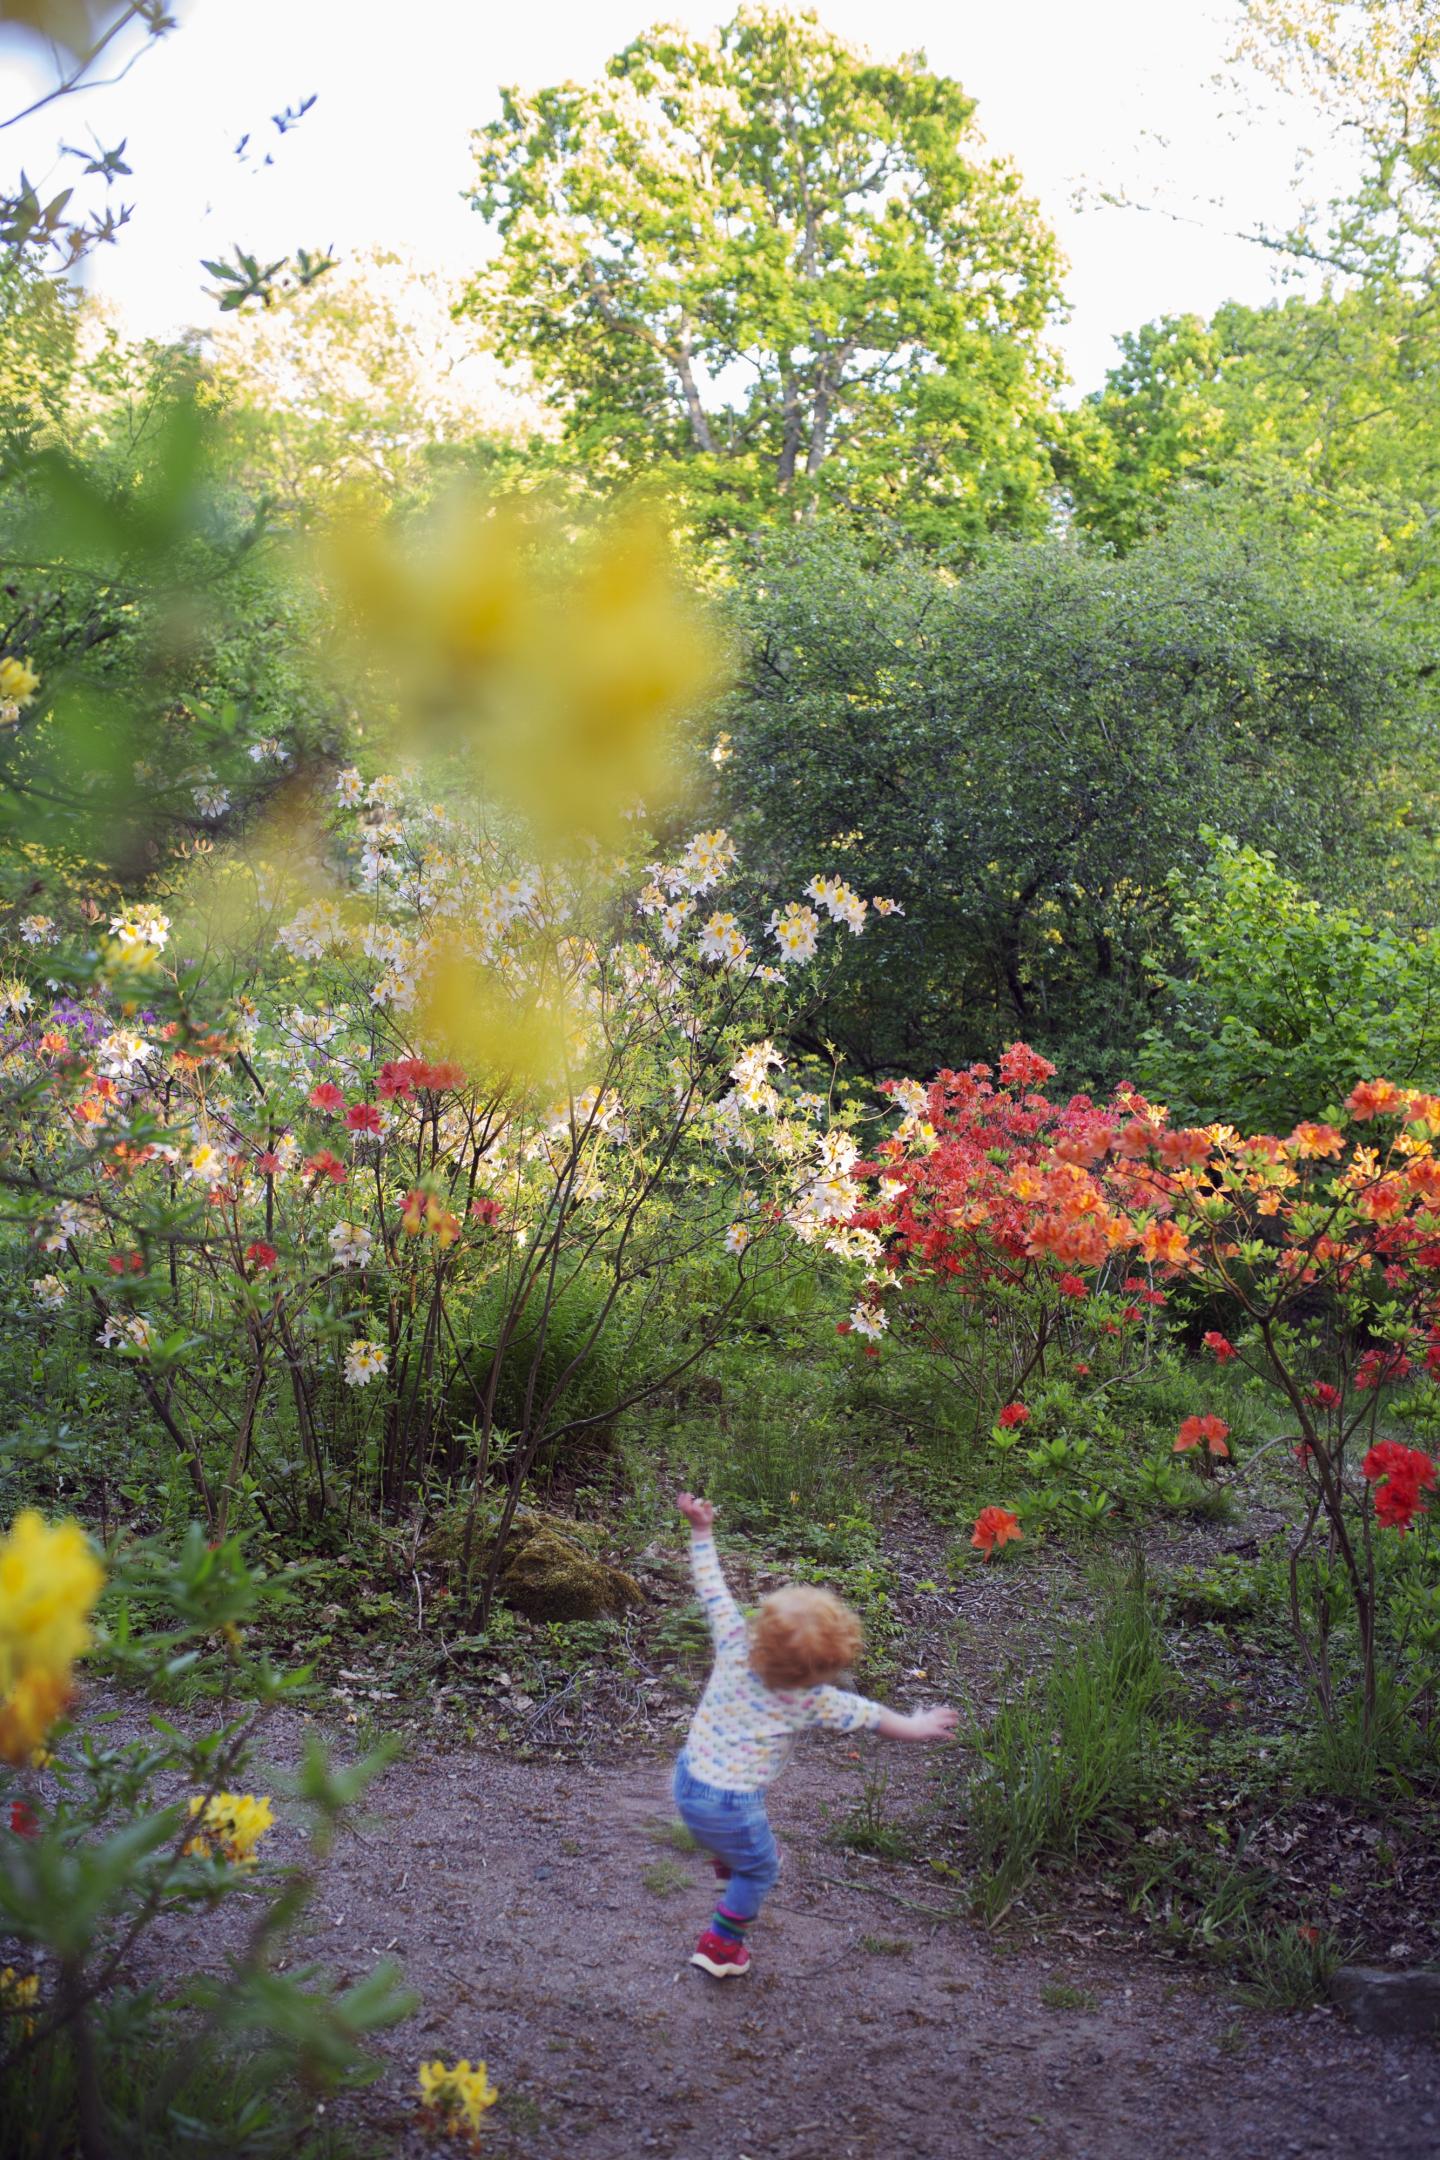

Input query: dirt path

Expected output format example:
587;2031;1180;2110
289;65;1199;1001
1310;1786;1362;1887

127;1714;1440;2160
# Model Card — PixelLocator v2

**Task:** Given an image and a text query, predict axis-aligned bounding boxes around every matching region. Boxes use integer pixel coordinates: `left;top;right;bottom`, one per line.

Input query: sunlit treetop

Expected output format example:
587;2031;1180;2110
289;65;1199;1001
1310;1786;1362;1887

462;5;1066;543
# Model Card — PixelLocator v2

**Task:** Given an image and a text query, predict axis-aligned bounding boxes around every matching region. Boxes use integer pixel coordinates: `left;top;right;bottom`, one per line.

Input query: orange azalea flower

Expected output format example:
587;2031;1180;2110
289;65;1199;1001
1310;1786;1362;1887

1358;1179;1406;1222
971;1506;1023;1557
1409;1158;1440;1204
1175;1414;1230;1458
1289;1123;1344;1160
1157;1128;1212;1169
1141;1218;1190;1266
426;1199;461;1248
1347;1079;1406;1121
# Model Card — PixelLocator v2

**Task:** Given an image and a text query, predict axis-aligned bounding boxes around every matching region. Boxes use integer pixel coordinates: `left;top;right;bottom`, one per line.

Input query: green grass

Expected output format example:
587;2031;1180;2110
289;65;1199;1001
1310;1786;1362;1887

830;1769;918;1861
1230;1922;1348;2010
859;1933;913;1956
646;1817;699;1853
640;1857;690;1897
1039;1979;1097;2012
961;1559;1175;1922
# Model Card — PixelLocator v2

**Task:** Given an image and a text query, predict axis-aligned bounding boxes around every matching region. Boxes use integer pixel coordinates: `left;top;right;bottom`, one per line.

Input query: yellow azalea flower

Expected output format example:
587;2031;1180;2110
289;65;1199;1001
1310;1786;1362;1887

0;1967;40;2039
184;1791;274;1867
0;1511;104;1766
417;2058;499;2134
0;655;39;709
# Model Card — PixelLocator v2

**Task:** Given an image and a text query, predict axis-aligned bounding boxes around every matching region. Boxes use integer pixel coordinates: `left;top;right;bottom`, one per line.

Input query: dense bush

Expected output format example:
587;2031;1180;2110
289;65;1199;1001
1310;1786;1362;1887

1141;834;1440;1130
704;522;1414;1084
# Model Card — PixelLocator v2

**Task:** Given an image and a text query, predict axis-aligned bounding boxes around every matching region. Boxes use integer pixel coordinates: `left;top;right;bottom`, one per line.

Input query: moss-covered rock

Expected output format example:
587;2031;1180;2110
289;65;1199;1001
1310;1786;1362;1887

498;1524;644;1622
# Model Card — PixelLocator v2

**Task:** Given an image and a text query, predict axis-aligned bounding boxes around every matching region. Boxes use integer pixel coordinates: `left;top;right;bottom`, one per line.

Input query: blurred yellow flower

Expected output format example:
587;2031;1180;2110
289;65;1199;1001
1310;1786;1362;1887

0;1511;104;1765
184;1791;275;1867
325;491;717;848
0;655;39;709
415;940;573;1094
417;2057;499;2135
0;1967;39;2040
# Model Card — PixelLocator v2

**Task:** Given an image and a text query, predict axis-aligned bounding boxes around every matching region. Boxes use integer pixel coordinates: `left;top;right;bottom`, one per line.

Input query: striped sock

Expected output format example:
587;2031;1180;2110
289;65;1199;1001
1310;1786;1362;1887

712;1906;746;1943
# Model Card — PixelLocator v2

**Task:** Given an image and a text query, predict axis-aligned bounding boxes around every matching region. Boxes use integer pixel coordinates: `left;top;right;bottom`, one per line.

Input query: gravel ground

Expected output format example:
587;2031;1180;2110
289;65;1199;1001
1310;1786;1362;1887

110;1706;1440;2160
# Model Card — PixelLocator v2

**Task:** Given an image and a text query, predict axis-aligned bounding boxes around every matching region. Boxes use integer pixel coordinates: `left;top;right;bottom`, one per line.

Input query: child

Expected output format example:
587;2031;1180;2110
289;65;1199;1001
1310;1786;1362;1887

672;1491;958;1978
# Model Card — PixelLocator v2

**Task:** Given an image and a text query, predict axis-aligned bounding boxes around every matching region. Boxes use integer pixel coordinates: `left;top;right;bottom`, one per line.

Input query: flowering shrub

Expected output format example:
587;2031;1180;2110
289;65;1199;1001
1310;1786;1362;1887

2;779;896;1620
830;1046;1189;1539
836;1049;1440;1738
0;1508;412;2140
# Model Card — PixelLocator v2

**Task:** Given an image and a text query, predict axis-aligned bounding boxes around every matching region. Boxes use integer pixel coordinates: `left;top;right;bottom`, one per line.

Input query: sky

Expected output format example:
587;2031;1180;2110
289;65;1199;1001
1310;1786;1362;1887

0;0;1347;395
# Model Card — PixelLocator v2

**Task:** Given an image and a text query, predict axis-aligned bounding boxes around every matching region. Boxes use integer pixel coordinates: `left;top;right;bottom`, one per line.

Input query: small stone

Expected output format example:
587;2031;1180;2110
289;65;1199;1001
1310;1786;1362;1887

1330;1966;1440;2039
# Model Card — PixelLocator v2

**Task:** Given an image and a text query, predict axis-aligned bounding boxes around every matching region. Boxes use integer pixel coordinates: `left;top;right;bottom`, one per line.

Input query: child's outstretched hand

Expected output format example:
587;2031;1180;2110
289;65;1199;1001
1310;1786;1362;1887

908;1706;959;1742
877;1703;959;1744
677;1491;715;1533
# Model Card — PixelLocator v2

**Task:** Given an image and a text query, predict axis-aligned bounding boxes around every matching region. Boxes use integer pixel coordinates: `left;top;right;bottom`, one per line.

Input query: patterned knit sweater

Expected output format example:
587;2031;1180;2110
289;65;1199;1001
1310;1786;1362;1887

679;1531;882;1793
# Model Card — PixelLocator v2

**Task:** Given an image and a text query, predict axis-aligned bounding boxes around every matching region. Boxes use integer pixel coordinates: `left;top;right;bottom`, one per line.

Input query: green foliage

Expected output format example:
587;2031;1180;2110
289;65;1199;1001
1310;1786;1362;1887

705;521;1410;1082
463;6;1064;543
1141;834;1440;1129
0;1512;414;2148
1068;286;1440;620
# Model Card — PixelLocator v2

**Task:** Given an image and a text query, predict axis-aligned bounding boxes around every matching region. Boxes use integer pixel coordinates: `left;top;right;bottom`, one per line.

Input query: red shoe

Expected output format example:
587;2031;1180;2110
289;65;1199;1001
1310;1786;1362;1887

690;1927;750;1979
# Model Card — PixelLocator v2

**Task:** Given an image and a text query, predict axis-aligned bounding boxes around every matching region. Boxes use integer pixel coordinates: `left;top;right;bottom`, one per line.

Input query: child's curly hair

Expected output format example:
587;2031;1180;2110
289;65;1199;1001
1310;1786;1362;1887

748;1584;863;1690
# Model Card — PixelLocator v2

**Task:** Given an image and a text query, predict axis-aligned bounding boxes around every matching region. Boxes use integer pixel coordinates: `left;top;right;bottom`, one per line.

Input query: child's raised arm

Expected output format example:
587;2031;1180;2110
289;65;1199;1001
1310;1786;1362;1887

677;1491;748;1655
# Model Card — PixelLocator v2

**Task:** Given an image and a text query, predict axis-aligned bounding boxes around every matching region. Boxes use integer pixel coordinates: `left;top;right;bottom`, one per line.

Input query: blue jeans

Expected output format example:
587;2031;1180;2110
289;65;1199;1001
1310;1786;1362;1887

673;1755;781;1924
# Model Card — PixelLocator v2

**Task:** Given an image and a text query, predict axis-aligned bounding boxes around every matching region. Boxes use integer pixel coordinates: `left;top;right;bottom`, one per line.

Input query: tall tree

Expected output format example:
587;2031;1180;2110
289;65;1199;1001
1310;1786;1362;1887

1064;288;1440;611
1239;0;1440;291
461;6;1065;542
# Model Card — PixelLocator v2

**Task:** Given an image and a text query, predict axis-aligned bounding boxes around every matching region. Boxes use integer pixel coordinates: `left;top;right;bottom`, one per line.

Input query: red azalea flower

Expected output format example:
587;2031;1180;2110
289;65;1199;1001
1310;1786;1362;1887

10;1801;38;1837
1073;1361;1091;1377
309;1082;345;1115
1203;1331;1238;1362
1308;1382;1341;1409
256;1150;281;1175
346;1101;383;1134
862;1343;880;1359
107;1250;143;1275
971;1505;1023;1557
469;1196;502;1225
835;1320;853;1336
1056;1273;1087;1299
1176;1414;1231;1458
304;1149;347;1185
245;1241;278;1271
997;1402;1030;1429
997;1042;1057;1093
426;1059;465;1091
1362;1440;1436;1533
